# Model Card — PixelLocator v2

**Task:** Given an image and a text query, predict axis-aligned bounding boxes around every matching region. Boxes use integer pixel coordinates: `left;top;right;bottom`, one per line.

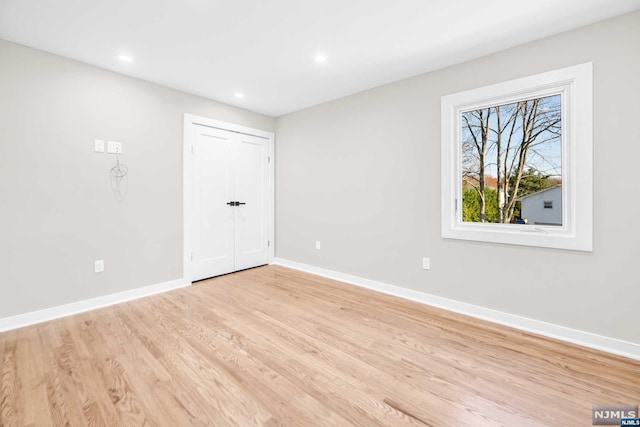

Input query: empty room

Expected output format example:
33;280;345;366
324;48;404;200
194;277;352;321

1;1;639;426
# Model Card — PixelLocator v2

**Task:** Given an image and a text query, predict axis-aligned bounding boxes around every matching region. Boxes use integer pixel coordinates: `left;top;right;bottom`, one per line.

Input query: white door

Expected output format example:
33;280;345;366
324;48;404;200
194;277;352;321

234;133;270;271
191;125;270;281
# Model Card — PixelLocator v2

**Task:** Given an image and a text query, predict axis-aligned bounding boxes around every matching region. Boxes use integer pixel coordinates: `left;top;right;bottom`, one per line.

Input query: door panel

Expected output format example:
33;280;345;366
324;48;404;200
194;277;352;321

234;134;269;271
192;128;235;281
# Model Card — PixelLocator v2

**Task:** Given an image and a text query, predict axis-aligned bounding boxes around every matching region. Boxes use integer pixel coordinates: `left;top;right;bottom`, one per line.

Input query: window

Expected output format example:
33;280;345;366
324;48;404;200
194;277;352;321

441;63;593;251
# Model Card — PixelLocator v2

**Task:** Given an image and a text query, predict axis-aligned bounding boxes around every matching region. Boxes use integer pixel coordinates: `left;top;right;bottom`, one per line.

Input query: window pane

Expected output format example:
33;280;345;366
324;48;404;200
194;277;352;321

460;94;562;226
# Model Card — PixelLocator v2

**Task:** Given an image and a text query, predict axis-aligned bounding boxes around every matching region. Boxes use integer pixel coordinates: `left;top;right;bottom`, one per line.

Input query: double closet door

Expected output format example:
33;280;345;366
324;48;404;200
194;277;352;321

191;124;270;281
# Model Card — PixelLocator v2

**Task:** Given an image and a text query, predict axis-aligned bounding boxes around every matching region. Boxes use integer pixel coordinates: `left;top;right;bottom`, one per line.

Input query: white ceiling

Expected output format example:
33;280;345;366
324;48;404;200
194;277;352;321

1;0;639;117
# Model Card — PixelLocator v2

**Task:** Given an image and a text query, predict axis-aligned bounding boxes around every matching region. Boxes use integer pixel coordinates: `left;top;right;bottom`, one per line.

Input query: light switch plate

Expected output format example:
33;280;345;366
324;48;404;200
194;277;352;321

107;141;122;154
94;260;104;273
422;257;431;270
95;139;105;153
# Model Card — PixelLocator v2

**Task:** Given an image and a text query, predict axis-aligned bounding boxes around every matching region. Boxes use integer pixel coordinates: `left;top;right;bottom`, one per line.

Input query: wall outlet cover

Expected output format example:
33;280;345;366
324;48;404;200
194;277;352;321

107;141;122;154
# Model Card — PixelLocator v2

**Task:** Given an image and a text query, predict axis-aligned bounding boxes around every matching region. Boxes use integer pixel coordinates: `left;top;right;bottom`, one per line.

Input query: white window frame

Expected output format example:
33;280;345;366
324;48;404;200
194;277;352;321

441;63;593;251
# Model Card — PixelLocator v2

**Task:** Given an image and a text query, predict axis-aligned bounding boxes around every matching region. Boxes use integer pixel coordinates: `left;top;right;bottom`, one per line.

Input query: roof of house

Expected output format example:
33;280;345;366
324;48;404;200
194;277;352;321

462;175;498;190
517;185;562;201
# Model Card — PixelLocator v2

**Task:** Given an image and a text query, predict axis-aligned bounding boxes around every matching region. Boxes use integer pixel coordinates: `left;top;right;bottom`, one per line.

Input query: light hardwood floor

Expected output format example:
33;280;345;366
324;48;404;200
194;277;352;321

1;265;638;426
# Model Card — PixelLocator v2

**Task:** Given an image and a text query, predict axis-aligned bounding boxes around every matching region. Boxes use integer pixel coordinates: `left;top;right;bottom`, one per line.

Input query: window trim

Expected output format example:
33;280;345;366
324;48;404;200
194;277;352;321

441;63;593;251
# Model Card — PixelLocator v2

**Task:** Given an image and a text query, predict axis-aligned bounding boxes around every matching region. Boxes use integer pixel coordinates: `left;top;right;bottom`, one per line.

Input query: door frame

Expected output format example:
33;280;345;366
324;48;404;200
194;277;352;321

183;113;275;283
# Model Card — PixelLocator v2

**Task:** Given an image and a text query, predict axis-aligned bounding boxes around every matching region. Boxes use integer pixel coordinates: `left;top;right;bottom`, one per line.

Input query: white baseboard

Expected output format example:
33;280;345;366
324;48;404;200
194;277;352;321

273;258;640;361
0;278;190;333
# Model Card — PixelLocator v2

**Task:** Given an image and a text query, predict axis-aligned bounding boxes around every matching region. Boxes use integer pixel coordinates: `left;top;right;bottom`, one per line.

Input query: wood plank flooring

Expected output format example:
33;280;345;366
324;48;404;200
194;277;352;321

1;265;639;426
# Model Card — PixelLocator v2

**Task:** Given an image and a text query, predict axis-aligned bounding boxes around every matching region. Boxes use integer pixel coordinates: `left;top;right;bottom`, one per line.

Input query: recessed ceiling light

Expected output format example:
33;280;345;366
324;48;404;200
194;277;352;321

314;54;327;63
118;55;133;63
234;92;244;99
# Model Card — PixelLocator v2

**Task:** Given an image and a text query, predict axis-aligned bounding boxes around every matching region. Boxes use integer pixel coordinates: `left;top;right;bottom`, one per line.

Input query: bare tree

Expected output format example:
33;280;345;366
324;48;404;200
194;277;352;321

462;94;562;223
462;108;491;222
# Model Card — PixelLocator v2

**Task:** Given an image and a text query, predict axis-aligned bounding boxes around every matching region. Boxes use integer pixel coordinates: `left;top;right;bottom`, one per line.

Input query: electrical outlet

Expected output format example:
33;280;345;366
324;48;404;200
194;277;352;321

422;257;431;270
95;139;105;153
94;260;104;273
315;241;321;250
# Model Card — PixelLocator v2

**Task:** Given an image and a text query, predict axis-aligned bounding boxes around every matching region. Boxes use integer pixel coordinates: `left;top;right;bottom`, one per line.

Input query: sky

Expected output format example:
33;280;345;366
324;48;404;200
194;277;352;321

461;93;563;181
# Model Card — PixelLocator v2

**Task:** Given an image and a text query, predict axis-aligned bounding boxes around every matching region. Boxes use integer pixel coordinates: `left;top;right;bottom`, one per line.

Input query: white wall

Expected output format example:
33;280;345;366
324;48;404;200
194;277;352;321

0;40;274;319
275;11;640;345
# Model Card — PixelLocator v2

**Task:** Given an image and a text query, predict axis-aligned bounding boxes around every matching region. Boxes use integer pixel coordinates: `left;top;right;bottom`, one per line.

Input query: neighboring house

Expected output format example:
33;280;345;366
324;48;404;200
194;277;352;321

518;185;562;226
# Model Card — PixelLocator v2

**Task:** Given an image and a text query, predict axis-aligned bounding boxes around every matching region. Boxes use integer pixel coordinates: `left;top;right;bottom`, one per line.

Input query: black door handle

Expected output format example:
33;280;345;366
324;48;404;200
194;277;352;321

226;201;235;206
238;202;246;205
